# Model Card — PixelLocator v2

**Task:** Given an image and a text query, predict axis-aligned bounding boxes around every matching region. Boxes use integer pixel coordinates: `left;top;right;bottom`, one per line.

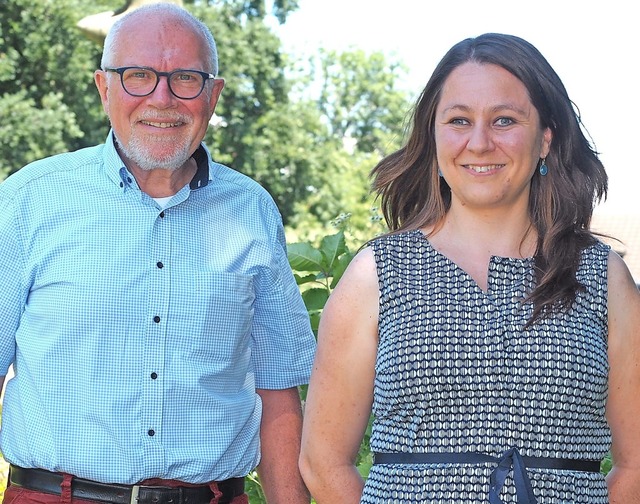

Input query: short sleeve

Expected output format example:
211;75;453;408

249;203;316;389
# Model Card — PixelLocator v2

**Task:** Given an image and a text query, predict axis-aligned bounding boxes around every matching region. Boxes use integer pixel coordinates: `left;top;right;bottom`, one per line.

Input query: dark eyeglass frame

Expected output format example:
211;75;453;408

104;66;216;100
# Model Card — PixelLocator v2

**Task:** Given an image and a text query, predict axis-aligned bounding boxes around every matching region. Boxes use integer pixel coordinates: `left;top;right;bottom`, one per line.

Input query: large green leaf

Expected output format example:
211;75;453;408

292;272;318;286
329;251;355;289
319;230;347;270
287;242;324;272
308;311;321;336
301;288;329;311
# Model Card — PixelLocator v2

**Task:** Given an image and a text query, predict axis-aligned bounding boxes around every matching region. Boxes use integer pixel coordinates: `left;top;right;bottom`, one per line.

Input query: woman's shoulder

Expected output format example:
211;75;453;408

369;229;425;249
607;248;638;293
579;239;611;268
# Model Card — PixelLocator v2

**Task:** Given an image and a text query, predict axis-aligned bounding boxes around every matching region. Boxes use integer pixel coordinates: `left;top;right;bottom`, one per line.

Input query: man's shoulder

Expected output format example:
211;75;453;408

1;144;104;194
209;161;276;206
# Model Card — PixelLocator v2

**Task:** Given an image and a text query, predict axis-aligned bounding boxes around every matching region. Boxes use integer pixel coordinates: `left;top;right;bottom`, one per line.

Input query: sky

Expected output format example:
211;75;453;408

270;0;638;215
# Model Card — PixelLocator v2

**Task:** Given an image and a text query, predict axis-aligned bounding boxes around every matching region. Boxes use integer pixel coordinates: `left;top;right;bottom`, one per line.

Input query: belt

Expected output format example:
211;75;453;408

374;449;601;504
9;465;244;504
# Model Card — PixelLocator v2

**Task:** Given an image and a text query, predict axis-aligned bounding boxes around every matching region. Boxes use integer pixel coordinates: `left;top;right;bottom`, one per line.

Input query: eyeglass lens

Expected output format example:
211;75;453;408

121;68;205;99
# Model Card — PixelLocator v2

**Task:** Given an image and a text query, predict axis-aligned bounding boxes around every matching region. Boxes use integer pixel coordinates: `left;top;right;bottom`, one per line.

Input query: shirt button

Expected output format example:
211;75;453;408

153;316;160;323
151;372;158;380
148;429;155;437
159;211;165;218
156;262;164;269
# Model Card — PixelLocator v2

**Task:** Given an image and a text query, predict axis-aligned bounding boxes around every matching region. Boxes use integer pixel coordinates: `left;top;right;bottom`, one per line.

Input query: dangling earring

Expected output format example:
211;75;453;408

539;158;548;176
438;168;443;177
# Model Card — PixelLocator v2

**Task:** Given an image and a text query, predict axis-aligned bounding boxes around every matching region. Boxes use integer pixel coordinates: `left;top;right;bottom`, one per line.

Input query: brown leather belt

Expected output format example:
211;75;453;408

9;465;244;504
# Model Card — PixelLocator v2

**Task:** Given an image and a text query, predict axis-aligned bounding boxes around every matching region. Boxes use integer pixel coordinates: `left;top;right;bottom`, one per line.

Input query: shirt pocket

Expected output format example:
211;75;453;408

184;271;256;363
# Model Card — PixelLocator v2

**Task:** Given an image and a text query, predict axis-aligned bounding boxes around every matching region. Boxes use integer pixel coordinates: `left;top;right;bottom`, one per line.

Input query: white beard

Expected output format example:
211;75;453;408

112;112;194;171
117;133;193;172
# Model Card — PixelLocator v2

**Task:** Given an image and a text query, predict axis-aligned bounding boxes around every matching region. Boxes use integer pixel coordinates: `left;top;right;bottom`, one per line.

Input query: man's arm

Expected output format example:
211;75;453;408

256;387;309;504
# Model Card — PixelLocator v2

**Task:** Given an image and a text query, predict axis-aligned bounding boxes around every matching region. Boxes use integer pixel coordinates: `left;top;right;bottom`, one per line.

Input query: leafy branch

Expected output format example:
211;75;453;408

287;230;354;334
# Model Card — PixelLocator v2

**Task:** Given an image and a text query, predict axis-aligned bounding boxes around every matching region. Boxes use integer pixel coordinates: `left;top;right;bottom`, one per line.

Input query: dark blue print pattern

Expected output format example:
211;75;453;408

363;230;610;503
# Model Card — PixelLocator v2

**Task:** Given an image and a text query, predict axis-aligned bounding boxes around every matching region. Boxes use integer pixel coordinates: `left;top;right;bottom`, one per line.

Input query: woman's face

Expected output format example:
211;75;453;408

434;62;552;213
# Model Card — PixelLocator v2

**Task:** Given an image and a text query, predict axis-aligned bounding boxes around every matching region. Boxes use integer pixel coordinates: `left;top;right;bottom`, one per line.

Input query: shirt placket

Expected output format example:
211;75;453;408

141;206;172;474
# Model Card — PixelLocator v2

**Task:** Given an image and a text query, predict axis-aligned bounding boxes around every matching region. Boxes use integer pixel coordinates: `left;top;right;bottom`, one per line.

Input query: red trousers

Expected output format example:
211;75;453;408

2;475;249;504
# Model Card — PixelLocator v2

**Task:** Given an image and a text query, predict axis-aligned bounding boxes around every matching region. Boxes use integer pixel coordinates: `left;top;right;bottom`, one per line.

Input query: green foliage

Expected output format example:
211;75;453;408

0;91;83;178
314;48;411;155
0;0;111;178
288;229;354;334
281;49;410;237
194;2;313;224
245;470;266;502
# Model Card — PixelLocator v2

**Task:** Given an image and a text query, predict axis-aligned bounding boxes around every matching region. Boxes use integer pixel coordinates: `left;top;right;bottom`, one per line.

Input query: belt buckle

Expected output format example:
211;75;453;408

130;485;140;504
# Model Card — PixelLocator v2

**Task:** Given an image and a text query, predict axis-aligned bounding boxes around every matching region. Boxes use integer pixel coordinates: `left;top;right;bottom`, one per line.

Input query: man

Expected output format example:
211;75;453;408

0;4;315;504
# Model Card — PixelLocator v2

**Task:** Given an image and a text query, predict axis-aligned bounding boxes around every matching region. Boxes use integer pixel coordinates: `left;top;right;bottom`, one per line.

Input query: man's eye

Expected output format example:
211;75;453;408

176;73;196;81
128;70;152;79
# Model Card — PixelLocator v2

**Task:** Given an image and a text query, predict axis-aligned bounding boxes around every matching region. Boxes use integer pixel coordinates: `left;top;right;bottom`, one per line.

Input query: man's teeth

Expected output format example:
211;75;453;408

142;121;180;128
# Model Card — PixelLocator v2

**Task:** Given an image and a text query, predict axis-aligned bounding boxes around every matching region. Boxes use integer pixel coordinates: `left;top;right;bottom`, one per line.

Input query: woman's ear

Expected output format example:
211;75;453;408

541;127;553;158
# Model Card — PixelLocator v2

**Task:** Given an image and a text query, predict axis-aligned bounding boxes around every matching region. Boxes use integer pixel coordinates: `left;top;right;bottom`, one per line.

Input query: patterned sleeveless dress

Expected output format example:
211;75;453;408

362;230;611;503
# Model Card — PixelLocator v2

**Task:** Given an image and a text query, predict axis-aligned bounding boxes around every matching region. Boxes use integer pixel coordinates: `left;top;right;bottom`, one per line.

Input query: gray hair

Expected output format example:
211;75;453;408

101;3;219;75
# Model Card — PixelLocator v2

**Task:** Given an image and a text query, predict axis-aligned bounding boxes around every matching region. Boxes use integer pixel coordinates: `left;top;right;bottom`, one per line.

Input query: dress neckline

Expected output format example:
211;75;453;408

405;229;535;296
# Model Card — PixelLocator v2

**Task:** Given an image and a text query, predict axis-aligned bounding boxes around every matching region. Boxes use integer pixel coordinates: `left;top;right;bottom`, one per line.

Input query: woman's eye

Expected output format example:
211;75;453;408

450;118;469;125
496;117;514;126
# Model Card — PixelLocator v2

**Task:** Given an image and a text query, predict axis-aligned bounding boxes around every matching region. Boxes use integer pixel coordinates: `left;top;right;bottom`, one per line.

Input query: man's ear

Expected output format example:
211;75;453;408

208;78;225;113
94;70;110;115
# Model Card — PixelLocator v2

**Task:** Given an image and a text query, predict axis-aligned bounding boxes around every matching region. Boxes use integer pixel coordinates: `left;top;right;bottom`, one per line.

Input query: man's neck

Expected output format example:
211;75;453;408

128;158;197;198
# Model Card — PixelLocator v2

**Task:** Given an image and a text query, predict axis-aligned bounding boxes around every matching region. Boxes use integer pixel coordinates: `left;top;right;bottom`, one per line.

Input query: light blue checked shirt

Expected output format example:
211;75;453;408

0;131;316;484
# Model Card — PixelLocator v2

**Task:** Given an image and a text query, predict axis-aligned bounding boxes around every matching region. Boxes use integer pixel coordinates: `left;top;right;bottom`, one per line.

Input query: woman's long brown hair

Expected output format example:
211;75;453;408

371;33;607;325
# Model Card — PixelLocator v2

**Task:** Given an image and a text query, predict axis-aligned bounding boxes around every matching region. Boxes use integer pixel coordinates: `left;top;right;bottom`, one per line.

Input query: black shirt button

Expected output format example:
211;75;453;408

148;429;155;437
156;262;164;269
151;372;158;380
159;211;165;218
153;316;160;323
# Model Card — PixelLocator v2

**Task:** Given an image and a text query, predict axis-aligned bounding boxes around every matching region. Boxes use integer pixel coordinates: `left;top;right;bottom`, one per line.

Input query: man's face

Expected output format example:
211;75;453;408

94;14;224;172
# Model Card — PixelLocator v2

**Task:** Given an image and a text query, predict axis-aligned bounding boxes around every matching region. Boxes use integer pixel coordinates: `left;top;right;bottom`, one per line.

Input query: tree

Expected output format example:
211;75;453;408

282;48;410;243
0;0;112;178
192;1;329;224
183;0;299;24
315;48;410;155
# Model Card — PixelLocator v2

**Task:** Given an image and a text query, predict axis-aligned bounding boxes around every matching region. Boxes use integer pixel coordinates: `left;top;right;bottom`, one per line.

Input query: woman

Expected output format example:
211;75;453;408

299;33;640;503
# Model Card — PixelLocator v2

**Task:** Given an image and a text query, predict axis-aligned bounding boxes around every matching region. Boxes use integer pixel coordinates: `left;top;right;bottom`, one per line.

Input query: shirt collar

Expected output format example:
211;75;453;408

190;143;210;190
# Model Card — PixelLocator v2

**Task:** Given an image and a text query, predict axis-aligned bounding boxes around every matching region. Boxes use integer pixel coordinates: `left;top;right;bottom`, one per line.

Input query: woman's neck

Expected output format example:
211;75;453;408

423;206;537;292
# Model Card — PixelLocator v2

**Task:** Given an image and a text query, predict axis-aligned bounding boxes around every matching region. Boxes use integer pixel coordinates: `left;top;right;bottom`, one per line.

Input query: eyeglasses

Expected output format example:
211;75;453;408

104;66;215;100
